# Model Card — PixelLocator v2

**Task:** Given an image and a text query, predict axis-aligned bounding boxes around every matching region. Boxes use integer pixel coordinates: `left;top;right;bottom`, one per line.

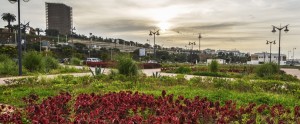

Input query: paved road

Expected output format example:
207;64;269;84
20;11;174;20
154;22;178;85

281;68;300;79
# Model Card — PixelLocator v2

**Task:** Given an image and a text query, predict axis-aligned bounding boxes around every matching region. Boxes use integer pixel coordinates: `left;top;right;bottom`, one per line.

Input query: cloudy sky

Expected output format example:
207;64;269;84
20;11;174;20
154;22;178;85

1;0;299;58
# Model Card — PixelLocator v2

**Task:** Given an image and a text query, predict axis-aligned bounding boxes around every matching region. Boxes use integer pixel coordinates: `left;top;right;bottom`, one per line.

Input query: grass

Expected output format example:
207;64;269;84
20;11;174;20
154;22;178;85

0;75;299;108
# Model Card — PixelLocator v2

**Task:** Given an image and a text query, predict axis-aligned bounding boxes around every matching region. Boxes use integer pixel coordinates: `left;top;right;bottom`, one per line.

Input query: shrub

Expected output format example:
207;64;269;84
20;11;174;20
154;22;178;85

192;71;226;77
43;56;59;72
209;60;219;72
23;51;44;72
0;59;18;76
70;57;81;66
117;56;139;77
256;63;279;77
0;54;10;62
175;66;191;74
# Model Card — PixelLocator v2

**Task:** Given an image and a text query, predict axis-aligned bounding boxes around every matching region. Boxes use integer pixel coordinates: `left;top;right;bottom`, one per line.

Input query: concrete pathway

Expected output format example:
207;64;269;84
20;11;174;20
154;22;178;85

281;68;300;79
0;68;201;85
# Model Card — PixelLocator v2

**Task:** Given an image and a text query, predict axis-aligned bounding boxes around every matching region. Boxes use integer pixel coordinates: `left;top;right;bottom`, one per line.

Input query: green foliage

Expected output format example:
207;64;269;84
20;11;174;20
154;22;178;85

23;51;44;72
70;57;81;66
0;58;18;76
0;46;17;58
117;56;139;76
175;66;191;74
193;71;226;77
43;56;59;72
0;54;10;62
209;60;219;72
256;63;279;77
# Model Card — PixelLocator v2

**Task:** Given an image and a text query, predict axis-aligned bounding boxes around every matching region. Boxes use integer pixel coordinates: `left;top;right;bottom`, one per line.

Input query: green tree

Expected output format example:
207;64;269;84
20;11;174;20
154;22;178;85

1;13;16;32
45;29;59;36
209;60;219;73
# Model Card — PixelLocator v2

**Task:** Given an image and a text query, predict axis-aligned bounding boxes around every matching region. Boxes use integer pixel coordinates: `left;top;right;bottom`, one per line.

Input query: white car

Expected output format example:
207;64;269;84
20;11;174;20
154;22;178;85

86;58;102;62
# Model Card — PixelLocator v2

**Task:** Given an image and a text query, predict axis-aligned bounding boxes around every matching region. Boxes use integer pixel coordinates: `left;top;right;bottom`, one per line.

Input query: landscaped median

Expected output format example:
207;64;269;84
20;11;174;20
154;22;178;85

0;74;299;123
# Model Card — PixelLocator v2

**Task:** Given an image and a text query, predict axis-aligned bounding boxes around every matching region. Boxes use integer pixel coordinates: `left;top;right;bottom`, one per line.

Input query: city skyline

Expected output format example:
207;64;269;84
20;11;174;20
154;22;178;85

0;0;299;58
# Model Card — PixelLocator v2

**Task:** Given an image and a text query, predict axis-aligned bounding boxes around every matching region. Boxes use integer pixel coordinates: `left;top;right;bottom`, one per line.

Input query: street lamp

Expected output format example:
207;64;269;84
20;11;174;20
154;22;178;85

271;24;289;67
8;0;30;76
149;29;160;60
198;34;202;63
70;27;76;44
288;50;291;60
88;33;93;58
189;41;196;64
266;40;276;63
292;48;296;65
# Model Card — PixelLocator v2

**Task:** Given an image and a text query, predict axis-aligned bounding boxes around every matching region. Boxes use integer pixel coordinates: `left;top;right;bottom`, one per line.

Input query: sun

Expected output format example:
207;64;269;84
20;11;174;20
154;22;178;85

158;22;170;31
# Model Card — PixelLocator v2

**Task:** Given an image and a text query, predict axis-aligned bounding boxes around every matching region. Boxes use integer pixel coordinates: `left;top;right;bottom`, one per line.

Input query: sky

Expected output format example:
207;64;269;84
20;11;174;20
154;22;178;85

0;0;299;59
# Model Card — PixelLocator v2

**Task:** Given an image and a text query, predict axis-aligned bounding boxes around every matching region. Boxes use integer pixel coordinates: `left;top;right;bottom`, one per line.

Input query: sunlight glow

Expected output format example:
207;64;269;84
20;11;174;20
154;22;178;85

158;21;170;31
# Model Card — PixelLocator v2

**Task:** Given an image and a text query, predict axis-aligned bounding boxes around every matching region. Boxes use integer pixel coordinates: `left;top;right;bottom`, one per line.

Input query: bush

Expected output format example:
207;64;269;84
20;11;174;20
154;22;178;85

256;63;279;77
70;57;81;66
0;54;10;62
193;71;226;77
209;60;219;72
43;56;59;72
117;56;139;77
23;51;44;72
0;59;18;76
175;66;192;74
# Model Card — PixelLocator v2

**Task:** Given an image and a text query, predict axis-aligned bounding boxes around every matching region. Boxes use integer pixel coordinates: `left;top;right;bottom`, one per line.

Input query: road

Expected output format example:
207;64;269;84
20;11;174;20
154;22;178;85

281;68;300;79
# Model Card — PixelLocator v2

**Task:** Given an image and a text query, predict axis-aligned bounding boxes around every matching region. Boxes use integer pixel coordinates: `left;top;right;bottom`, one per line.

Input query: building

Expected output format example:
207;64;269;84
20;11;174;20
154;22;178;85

203;48;216;54
46;2;72;35
247;52;287;65
207;59;225;64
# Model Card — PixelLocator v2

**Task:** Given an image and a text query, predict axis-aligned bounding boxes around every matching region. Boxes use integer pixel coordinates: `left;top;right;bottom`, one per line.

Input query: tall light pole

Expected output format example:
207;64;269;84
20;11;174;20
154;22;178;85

70;27;76;44
292;48;296;65
89;33;92;58
198;34;202;63
8;0;30;76
189;41;196;64
266;40;276;63
149;29;160;60
272;24;289;67
288;50;291;60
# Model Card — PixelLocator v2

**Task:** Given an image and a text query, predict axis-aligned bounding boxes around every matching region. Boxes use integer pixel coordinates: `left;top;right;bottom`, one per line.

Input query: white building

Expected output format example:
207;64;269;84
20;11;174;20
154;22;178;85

207;59;225;64
247;53;287;65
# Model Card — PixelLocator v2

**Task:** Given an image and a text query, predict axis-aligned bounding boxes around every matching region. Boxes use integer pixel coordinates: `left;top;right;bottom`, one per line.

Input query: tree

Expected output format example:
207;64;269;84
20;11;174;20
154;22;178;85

1;13;16;33
35;28;43;36
45;29;59;36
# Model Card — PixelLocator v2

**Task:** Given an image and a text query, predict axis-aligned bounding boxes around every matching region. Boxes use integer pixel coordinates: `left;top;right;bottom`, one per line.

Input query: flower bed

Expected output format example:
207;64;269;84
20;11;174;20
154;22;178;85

1;91;299;123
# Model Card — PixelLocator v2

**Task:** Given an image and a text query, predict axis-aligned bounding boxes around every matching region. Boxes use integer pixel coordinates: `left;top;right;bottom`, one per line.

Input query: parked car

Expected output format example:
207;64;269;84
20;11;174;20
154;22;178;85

84;58;107;67
86;58;102;62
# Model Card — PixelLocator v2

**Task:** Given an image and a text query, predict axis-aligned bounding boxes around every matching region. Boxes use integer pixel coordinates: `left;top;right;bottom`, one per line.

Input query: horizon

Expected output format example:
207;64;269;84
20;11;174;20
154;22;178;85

0;0;299;58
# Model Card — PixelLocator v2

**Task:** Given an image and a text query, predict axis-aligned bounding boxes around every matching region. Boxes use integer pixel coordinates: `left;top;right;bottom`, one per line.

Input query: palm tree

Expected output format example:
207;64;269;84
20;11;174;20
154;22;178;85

35;28;43;36
1;13;16;32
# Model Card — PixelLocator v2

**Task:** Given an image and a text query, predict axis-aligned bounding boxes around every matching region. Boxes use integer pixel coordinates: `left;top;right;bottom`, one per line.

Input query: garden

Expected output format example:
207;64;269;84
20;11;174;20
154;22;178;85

0;51;89;78
0;57;299;123
162;60;300;82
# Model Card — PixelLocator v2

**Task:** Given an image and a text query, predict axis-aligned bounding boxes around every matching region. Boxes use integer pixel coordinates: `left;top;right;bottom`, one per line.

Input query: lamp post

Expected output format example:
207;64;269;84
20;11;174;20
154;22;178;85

266;40;276;63
271;24;289;67
70;27;75;43
198;34;202;63
288;50;291;60
89;33;92;58
189;41;196;64
292;48;296;65
149;29;160;60
8;0;30;76
185;45;188;63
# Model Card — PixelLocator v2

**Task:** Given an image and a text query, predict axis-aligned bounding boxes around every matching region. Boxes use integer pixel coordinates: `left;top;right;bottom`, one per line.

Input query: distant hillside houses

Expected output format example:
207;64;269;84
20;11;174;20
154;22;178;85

201;48;248;57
